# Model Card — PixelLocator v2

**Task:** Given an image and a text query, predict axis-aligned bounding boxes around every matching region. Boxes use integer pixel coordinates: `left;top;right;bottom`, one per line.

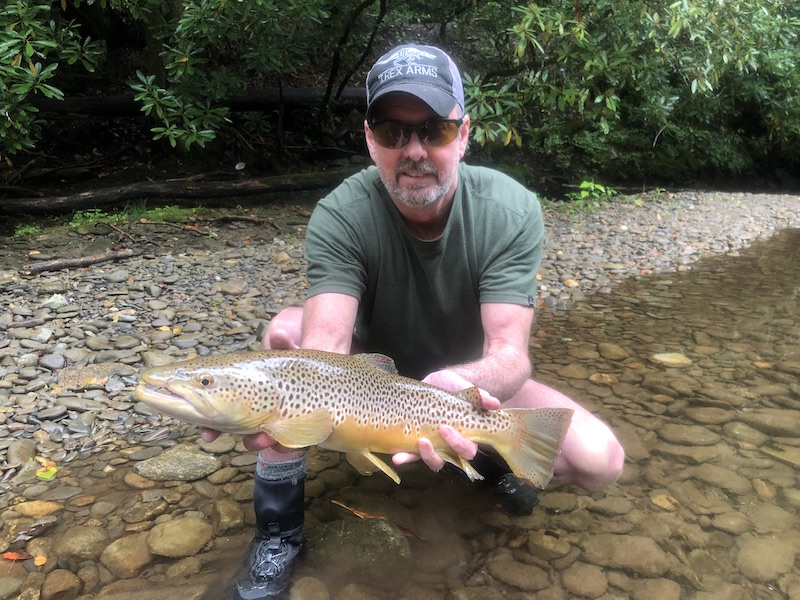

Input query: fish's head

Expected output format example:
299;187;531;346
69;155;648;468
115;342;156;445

134;357;282;433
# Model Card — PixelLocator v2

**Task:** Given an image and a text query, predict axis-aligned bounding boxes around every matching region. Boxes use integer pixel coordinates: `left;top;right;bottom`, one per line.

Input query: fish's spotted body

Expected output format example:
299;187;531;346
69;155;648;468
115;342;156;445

135;350;572;488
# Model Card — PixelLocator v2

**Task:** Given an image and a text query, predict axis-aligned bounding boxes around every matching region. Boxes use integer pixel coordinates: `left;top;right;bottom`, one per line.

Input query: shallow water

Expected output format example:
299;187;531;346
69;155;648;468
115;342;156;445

295;228;800;598
2;228;799;599
266;229;800;600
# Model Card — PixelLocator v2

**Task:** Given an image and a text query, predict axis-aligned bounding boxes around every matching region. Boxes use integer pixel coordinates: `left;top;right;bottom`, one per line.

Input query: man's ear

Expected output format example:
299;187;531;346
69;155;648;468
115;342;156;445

458;114;471;158
364;120;379;162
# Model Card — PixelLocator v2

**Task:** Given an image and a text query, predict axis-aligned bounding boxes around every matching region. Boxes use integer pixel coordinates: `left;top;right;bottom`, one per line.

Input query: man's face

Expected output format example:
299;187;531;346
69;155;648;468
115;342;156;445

365;93;470;210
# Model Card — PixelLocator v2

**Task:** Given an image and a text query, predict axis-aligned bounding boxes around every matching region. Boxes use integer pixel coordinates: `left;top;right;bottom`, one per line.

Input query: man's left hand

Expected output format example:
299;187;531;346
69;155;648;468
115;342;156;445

391;369;500;472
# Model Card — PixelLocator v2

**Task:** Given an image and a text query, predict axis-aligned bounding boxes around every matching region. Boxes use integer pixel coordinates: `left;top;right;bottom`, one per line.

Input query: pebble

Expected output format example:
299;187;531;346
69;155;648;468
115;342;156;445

0;191;798;598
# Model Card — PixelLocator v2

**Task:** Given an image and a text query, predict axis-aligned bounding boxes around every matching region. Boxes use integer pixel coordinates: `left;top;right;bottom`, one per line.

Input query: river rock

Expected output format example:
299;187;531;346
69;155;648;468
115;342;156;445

13;500;63;519
289;577;330;600
146;516;214;557
651;353;693;367
305;518;411;588
53;525;109;561
41;569;82;600
735;536;796;581
581;534;672;576
211;498;245;533
100;531;153;578
486;551;550;592
132;443;222;481
598;342;630;360
738;408;800;436
561;561;608;598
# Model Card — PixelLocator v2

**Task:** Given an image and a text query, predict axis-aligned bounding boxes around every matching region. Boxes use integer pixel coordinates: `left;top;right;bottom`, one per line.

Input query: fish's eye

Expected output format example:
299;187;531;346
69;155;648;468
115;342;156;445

198;374;214;387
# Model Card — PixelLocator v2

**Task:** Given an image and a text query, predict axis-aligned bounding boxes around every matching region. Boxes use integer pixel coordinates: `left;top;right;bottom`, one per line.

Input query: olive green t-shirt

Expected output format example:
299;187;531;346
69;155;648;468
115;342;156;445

304;164;544;378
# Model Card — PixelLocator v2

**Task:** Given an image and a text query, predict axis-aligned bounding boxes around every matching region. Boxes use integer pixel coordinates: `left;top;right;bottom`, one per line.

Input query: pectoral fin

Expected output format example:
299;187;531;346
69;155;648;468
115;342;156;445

346;451;401;484
261;409;333;448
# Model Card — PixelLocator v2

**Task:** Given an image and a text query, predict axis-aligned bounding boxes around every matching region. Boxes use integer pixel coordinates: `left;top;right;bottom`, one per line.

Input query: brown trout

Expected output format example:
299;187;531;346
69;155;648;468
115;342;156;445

134;350;573;488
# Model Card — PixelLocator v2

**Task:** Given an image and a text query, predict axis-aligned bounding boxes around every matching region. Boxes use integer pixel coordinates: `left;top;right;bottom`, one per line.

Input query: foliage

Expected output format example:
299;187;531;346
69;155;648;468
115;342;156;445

13;223;41;237
0;1;104;157
463;0;800;180
1;0;798;185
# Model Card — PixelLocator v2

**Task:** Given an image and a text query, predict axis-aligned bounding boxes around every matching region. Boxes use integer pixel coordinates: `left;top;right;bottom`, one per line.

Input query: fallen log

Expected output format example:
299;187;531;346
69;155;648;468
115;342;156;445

31;87;367;117
1;168;357;214
22;248;138;274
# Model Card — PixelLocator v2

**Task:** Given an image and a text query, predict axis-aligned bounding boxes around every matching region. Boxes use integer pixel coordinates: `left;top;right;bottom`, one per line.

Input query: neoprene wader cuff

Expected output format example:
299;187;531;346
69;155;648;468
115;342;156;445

253;471;306;540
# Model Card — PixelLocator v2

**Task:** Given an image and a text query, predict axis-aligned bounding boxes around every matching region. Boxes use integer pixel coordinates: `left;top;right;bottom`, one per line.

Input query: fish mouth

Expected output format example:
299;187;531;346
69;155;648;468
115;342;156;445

134;378;219;420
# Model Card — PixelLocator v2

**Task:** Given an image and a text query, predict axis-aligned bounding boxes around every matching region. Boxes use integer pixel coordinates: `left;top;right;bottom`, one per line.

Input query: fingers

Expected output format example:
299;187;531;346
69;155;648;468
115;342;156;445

439;425;477;460
392;429;478;475
478;391;501;410
200;428;221;443
391;451;420;466
242;431;279;452
264;327;300;350
417;437;445;472
421;369;501;410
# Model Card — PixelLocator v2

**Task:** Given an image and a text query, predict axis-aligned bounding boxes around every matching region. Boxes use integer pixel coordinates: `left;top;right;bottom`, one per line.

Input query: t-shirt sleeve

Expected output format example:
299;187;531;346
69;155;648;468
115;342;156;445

479;195;544;306
304;200;368;300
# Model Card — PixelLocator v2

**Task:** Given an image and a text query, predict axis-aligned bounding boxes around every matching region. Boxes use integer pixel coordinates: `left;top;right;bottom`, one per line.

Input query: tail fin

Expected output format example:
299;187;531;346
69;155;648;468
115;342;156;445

493;408;573;489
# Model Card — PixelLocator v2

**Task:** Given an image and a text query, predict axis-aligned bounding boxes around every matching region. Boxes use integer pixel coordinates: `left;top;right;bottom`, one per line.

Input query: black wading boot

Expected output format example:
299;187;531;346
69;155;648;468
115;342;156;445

227;472;305;599
445;449;541;516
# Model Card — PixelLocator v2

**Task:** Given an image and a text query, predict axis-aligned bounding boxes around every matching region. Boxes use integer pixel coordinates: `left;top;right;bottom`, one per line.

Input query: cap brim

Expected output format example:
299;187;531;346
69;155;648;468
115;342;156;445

367;83;458;120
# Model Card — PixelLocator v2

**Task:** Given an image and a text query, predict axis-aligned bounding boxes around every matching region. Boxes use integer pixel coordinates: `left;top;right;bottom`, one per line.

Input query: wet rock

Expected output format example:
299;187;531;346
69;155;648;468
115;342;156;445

735;536;796;581
581;534;672;576
0;578;23;600
527;530;572;561
485;551;549;592
41;569;82;600
211;498;245;533
165;556;203;578
657;423;721;446
305;518;411;587
146;516;214;558
561;561;607;598
651;353;693;367
738;408;800;436
100;531;153;578
689;464;751;495
132;443;222;481
53;525;109;561
598;342;629;360
13;500;63;519
289;577;330;600
631;578;681;600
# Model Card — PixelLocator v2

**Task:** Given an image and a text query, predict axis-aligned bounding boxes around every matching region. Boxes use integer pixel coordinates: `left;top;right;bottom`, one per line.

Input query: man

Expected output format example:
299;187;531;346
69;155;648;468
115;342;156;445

214;44;625;599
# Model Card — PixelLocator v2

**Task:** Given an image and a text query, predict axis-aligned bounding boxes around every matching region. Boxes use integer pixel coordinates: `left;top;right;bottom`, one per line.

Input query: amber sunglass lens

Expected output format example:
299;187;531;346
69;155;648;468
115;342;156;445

373;122;404;148
371;120;461;148
423;121;459;146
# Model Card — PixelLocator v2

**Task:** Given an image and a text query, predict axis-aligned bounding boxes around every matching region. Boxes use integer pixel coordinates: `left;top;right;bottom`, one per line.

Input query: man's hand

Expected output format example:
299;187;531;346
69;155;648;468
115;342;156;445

201;428;280;452
392;369;500;472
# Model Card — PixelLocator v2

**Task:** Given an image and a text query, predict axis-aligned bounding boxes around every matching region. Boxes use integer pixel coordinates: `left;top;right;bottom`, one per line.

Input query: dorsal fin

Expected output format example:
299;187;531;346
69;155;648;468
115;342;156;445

357;353;399;374
457;386;484;409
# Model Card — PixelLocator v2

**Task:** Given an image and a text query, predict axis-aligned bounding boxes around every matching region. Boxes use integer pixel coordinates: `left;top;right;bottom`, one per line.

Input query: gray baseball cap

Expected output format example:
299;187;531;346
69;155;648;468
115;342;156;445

366;44;465;121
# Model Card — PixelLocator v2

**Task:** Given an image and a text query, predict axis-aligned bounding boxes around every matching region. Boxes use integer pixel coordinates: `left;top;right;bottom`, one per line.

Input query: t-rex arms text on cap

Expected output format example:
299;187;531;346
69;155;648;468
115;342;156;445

366;44;465;120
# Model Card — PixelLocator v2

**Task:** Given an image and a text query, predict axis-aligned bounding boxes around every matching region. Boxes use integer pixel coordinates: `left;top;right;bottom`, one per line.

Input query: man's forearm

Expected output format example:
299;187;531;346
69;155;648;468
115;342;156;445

449;345;531;402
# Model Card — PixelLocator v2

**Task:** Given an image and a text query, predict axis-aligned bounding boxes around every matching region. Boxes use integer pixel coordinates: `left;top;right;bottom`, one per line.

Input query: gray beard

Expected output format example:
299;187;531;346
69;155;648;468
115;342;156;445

381;159;457;209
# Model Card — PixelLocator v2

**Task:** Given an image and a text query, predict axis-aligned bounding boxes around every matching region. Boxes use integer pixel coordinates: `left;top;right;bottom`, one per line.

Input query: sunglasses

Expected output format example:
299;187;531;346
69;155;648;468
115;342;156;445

369;118;464;149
